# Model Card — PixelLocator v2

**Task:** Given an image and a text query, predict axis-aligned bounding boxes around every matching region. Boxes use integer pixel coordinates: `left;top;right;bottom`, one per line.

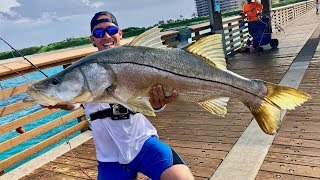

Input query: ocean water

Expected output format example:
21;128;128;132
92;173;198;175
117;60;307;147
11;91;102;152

0;66;82;173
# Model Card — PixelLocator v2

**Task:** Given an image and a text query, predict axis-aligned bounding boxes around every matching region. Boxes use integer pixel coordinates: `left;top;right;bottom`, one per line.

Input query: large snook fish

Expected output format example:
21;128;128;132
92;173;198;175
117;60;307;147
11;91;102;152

26;28;310;135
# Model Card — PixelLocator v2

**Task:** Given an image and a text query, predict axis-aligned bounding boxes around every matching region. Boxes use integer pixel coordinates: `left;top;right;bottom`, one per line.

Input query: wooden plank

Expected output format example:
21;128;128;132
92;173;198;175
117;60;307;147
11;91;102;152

0;83;29;100
56;155;98;166
0;58;79;81
224;28;248;37
276;131;320;140
157;128;243;138
265;152;320;167
260;161;320;178
225;34;249;48
256;170;320;180
160;134;238;144
0;108;60;135
173;146;228;159
0;101;35;117
273;137;320;149
183;156;221;169
226;44;243;54
152;116;252;126
188;164;218;178
279;122;320;132
0;120;89;171
188;22;210;32
38;162;97;179
157;125;247;133
166;41;179;48
222;16;242;25
160;30;179;40
19;168;85;180
0;108;85;153
223;23;242;31
225;31;249;42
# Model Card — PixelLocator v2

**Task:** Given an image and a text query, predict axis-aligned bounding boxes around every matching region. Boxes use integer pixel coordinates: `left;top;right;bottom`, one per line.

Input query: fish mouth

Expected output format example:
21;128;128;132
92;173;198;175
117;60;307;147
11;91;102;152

27;86;59;106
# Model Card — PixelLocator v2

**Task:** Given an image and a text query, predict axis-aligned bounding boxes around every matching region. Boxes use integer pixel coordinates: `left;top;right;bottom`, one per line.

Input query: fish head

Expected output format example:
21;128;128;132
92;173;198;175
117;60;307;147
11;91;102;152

27;62;116;106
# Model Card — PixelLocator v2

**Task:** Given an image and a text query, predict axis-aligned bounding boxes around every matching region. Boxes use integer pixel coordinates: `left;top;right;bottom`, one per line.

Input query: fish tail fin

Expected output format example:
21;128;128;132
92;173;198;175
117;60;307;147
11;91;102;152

249;82;311;135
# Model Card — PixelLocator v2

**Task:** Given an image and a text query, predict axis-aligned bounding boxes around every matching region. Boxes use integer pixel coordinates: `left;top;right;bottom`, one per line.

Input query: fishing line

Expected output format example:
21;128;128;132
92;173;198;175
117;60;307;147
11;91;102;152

0;37;48;77
0;82;19;125
57;111;94;180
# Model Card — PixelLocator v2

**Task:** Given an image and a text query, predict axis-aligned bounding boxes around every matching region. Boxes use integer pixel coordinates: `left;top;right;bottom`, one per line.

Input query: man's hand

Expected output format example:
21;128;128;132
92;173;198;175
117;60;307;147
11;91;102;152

149;85;178;109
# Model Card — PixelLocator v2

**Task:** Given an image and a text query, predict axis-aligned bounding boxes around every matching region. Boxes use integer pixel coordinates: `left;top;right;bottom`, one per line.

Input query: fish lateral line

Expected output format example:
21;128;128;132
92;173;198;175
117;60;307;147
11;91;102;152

104;61;262;99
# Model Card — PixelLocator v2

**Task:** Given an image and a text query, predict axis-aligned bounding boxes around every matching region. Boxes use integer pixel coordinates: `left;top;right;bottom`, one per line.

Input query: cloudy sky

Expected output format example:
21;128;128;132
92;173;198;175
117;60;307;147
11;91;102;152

0;0;196;52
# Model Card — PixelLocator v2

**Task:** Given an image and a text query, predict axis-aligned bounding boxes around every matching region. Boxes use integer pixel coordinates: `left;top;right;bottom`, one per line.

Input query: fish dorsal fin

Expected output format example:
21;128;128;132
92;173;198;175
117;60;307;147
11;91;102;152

198;97;229;117
184;34;227;70
127;97;156;116
128;27;167;49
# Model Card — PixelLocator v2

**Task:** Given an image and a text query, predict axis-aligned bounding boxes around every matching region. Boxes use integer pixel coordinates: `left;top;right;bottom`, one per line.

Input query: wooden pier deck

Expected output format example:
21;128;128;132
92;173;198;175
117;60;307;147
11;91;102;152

4;10;320;180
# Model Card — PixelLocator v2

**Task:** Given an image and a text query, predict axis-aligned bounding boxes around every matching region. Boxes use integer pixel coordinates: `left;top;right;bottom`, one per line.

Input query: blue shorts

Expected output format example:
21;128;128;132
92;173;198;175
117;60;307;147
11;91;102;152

97;136;180;180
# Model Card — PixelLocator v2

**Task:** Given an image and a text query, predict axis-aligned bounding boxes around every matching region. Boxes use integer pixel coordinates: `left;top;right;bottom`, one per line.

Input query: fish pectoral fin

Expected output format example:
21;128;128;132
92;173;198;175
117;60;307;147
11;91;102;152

127;98;156;116
127;27;168;49
73;92;94;103
197;97;229;117
184;34;227;70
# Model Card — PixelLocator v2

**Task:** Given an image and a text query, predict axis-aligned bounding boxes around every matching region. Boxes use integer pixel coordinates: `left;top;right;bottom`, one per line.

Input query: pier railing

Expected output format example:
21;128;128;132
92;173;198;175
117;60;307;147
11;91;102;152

189;0;316;56
0;0;316;175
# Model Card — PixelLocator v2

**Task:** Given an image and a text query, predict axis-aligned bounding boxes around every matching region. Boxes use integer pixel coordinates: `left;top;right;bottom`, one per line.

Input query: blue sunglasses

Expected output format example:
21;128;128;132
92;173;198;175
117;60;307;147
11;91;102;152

92;26;119;38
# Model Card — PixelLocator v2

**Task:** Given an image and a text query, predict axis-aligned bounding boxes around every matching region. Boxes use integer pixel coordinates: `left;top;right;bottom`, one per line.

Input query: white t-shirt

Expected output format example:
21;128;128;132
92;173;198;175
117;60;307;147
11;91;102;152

82;103;158;164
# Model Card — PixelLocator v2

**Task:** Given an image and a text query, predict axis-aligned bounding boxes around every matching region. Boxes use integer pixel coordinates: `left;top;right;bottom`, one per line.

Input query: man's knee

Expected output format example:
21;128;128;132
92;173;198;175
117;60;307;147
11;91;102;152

160;164;194;180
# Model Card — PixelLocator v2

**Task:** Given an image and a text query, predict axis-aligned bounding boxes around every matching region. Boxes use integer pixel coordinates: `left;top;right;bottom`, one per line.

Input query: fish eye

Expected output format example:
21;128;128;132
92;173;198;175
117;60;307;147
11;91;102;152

51;78;59;85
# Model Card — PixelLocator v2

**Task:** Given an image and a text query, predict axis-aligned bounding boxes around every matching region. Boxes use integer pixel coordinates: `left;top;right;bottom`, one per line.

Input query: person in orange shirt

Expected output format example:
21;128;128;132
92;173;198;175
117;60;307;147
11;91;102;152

242;0;264;48
243;0;263;23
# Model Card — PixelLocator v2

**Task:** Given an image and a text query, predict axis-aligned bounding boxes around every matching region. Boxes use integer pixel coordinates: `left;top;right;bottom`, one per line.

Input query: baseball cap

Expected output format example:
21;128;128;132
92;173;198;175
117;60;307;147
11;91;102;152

90;11;118;32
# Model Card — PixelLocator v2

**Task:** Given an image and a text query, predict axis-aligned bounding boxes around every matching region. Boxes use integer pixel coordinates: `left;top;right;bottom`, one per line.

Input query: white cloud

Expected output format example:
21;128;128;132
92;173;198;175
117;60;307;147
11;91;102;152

80;0;104;8
91;1;104;8
10;12;57;26
0;0;20;16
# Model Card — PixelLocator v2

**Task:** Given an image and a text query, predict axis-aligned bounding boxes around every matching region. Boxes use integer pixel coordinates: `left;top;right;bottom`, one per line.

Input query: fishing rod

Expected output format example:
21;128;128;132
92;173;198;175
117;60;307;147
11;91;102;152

0;36;48;77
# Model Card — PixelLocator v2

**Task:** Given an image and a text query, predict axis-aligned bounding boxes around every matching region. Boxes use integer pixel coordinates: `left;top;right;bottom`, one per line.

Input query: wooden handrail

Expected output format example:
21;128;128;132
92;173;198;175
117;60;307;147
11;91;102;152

0;108;85;153
0;120;89;172
0;108;60;135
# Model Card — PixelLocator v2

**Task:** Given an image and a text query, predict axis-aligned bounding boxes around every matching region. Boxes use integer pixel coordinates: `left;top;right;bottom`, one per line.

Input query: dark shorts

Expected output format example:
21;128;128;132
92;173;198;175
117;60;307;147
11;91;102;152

97;136;184;180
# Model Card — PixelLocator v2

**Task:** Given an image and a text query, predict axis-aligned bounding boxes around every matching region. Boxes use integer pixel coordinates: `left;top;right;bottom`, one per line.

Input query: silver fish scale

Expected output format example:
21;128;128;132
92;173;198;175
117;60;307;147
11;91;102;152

87;46;257;93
